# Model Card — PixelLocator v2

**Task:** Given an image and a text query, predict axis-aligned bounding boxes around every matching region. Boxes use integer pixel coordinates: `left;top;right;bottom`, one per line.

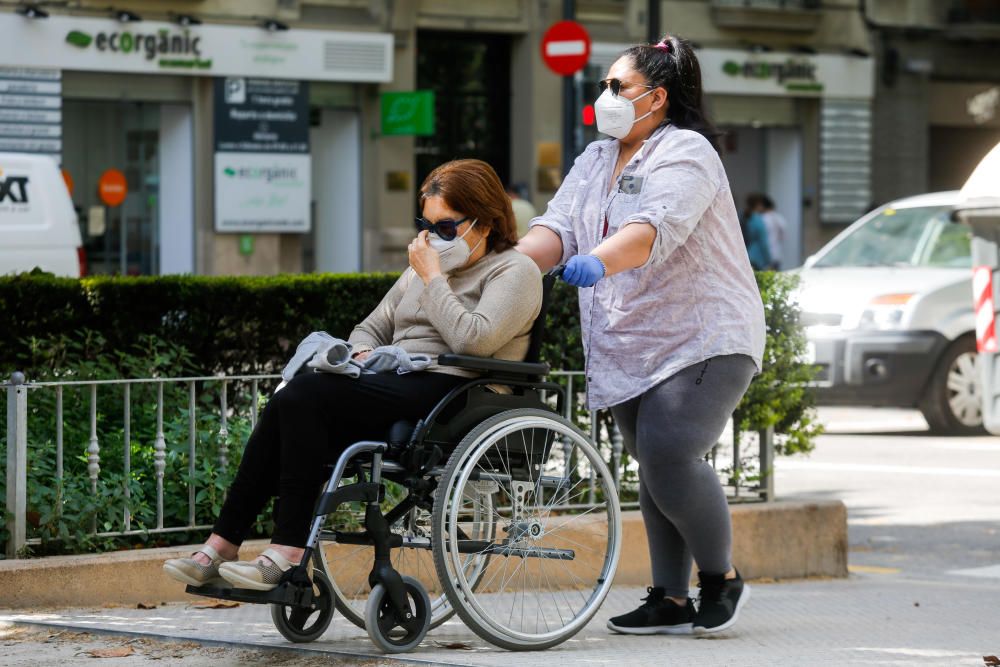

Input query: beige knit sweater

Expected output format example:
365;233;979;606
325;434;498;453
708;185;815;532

348;249;543;377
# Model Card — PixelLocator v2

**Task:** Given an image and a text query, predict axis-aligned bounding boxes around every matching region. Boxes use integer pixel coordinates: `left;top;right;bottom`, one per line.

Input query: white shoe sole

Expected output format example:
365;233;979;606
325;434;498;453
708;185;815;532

607;621;693;635
693;583;751;635
162;562;228;588
217;565;281;591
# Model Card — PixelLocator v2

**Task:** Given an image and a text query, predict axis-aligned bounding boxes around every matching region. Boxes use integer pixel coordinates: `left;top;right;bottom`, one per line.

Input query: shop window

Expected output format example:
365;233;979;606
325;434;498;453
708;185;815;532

62;100;161;275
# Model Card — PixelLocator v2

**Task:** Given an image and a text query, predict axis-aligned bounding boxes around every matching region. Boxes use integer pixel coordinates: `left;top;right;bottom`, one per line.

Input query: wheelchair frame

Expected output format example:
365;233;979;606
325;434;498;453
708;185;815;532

186;271;622;652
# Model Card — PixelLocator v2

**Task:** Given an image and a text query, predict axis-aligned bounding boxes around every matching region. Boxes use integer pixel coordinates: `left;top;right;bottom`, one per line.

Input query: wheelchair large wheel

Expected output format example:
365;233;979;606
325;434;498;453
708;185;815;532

270;567;335;643
317;487;495;631
431;408;621;651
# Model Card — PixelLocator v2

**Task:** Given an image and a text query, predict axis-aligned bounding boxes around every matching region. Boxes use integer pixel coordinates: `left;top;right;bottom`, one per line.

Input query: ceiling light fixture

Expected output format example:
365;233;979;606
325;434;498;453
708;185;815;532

171;13;202;27
114;9;142;23
260;19;289;32
16;4;49;19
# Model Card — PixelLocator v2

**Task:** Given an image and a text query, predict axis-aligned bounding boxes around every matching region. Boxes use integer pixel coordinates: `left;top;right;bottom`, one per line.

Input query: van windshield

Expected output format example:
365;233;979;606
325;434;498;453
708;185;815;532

813;206;971;269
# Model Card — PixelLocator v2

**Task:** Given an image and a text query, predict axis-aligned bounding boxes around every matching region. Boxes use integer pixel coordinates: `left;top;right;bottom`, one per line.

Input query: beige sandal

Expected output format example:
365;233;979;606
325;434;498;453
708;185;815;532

163;544;234;587
217;548;296;591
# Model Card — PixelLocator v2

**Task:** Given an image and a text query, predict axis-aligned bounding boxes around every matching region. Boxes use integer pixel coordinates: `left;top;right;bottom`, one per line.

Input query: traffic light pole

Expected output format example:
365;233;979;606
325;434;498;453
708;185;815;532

648;0;660;43
562;0;576;178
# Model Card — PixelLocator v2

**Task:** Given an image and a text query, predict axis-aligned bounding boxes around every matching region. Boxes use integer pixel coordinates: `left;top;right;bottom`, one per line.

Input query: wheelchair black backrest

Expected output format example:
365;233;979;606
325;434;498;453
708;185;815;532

524;272;557;364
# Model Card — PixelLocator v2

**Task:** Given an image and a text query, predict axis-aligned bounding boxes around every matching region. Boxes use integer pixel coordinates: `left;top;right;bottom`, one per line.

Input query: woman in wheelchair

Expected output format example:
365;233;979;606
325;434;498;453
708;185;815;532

164;159;542;592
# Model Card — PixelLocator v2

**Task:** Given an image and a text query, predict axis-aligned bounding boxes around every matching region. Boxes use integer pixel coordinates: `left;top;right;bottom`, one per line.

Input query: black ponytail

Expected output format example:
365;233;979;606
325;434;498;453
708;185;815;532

621;34;721;153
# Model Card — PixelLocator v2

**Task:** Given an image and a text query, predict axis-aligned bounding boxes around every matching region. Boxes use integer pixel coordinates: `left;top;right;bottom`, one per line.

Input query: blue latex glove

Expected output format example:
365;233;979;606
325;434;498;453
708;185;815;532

561;254;606;288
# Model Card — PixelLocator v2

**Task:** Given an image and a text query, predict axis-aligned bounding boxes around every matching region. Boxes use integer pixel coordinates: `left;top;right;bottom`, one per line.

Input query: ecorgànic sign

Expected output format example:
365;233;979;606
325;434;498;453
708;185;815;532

214;77;311;233
721;59;823;93
0;14;393;83
696;48;874;99
64;27;209;70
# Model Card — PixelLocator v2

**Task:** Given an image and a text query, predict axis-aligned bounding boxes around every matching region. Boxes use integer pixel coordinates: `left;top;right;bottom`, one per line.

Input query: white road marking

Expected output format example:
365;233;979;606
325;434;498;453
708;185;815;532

775;460;1000;478
947;564;1000;579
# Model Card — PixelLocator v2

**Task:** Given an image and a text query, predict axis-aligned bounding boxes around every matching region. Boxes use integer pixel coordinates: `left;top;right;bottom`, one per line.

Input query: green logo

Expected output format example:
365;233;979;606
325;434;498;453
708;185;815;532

66;31;92;48
223;167;236;177
722;60;741;76
381;91;435;137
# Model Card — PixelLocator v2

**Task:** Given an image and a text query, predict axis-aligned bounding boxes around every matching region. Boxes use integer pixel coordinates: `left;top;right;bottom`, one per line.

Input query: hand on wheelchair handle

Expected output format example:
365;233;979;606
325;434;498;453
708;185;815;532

561;254;606;288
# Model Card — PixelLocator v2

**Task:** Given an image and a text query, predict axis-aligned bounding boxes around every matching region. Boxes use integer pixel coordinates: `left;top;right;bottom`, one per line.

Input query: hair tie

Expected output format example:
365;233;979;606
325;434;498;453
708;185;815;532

654;40;671;54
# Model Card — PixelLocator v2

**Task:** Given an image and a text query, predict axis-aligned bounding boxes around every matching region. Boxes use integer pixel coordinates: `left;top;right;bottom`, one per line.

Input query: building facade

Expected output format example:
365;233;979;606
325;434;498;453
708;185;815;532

865;1;1000;207
3;1;995;275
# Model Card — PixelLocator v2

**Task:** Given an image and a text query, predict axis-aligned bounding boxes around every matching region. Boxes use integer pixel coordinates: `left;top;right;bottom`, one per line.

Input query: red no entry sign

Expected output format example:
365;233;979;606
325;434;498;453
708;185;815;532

541;20;591;76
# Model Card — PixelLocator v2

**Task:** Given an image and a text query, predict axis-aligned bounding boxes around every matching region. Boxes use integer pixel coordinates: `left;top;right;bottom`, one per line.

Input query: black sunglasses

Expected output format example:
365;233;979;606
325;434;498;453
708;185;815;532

414;215;470;241
598;78;653;97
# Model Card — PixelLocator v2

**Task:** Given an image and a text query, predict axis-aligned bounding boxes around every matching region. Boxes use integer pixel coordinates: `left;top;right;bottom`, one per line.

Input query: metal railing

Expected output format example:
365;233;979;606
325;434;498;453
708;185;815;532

2;370;773;559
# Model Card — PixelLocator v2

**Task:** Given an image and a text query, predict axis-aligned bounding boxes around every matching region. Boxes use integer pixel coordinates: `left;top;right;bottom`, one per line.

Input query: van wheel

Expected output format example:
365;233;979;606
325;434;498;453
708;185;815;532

919;336;986;435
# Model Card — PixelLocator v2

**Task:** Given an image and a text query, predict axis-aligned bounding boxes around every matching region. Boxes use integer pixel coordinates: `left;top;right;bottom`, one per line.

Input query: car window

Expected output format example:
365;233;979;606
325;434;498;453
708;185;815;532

923;221;972;268
813;206;968;268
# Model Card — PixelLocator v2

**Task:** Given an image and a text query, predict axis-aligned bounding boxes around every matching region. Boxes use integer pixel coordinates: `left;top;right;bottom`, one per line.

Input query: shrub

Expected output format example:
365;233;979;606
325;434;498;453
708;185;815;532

1;270;819;555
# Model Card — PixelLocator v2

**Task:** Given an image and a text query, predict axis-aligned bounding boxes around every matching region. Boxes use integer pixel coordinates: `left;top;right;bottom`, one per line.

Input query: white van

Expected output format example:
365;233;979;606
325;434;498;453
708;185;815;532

0;152;83;278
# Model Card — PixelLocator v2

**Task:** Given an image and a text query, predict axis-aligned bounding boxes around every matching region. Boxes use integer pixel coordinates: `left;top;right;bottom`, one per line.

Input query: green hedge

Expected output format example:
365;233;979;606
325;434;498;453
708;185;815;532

1;270;817;447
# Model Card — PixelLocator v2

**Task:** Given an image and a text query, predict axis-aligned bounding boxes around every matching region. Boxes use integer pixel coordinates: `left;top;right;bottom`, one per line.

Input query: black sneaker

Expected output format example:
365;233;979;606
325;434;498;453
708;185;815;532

692;569;750;635
607;586;695;635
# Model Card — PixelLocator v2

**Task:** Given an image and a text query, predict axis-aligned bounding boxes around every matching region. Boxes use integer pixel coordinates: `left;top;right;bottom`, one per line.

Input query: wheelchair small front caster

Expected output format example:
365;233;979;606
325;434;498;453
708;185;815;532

270;569;336;643
364;575;431;653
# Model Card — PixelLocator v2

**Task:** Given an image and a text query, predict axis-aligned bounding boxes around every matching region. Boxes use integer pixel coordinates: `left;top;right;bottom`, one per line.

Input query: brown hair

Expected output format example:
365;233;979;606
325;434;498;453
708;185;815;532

419;159;518;252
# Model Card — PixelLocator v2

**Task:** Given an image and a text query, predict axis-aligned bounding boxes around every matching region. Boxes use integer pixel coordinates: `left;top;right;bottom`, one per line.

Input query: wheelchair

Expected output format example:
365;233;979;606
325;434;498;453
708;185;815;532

186;273;622;653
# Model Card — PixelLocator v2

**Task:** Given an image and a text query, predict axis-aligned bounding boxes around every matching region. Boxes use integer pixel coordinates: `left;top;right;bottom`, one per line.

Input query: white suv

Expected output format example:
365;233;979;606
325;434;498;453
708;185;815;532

796;192;980;435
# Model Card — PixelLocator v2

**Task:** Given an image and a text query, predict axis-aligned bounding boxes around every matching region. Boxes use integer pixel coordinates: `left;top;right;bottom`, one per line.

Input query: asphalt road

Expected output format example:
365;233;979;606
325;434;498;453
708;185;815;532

777;406;1000;583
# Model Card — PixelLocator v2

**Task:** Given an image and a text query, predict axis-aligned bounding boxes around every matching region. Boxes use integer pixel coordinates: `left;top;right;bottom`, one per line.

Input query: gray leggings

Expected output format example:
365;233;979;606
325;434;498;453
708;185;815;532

610;354;756;598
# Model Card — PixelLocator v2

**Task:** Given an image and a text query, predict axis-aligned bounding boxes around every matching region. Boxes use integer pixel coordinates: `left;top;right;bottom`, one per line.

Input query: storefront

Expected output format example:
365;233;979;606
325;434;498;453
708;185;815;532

0;13;392;275
585;44;875;267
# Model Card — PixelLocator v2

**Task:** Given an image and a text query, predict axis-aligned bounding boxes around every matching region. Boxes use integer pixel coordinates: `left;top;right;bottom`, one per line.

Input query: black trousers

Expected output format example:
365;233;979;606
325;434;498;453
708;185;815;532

212;370;465;547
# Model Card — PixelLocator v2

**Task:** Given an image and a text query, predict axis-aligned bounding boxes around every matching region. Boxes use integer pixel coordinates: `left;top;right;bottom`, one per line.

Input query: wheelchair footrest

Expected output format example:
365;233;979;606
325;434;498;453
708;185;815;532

184;582;314;608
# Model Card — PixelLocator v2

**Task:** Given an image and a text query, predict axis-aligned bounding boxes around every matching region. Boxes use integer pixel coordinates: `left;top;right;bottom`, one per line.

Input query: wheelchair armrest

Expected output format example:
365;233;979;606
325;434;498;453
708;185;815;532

437;354;549;378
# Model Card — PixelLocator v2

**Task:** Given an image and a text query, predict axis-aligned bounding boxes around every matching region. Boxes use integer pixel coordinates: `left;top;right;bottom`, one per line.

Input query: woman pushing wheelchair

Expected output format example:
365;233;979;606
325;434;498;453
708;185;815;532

164;159;542;591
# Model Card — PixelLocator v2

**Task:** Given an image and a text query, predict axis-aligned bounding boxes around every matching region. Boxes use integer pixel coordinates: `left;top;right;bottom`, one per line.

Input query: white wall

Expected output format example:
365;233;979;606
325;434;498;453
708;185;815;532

311;109;361;273
159;104;194;274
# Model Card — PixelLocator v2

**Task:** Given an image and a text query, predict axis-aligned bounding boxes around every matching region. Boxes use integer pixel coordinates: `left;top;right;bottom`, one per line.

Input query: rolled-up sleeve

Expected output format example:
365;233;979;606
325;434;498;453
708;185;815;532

529;145;601;265
622;135;721;268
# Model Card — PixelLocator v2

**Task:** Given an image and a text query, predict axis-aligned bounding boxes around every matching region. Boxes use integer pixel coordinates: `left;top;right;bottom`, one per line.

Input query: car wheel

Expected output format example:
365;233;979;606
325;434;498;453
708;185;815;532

919;336;986;435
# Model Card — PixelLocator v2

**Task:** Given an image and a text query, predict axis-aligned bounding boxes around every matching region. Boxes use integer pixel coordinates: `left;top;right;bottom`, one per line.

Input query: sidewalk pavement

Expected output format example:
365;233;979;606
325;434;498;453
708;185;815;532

2;572;997;666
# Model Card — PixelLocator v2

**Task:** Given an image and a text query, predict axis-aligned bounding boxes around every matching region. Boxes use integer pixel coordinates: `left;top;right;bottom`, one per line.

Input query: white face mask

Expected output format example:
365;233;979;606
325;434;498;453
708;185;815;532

428;219;483;273
594;87;655;140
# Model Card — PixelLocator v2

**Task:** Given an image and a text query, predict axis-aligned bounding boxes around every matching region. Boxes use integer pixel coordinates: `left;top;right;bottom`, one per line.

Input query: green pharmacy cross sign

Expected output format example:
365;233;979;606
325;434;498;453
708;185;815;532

381;91;435;137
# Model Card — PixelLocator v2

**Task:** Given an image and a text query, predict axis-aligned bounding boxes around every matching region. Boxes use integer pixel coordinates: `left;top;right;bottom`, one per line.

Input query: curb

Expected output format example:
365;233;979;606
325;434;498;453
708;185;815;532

0;619;458;666
0;500;847;608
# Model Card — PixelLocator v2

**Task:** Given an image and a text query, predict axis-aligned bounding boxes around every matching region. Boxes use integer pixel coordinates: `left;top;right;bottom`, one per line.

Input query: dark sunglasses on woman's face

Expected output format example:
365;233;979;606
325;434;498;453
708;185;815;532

598;78;654;97
414;215;470;241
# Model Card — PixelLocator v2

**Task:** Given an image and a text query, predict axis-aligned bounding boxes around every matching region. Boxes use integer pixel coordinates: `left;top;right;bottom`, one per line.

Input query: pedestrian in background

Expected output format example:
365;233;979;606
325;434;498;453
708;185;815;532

761;194;787;270
517;33;765;636
742;193;772;271
506;182;537;238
